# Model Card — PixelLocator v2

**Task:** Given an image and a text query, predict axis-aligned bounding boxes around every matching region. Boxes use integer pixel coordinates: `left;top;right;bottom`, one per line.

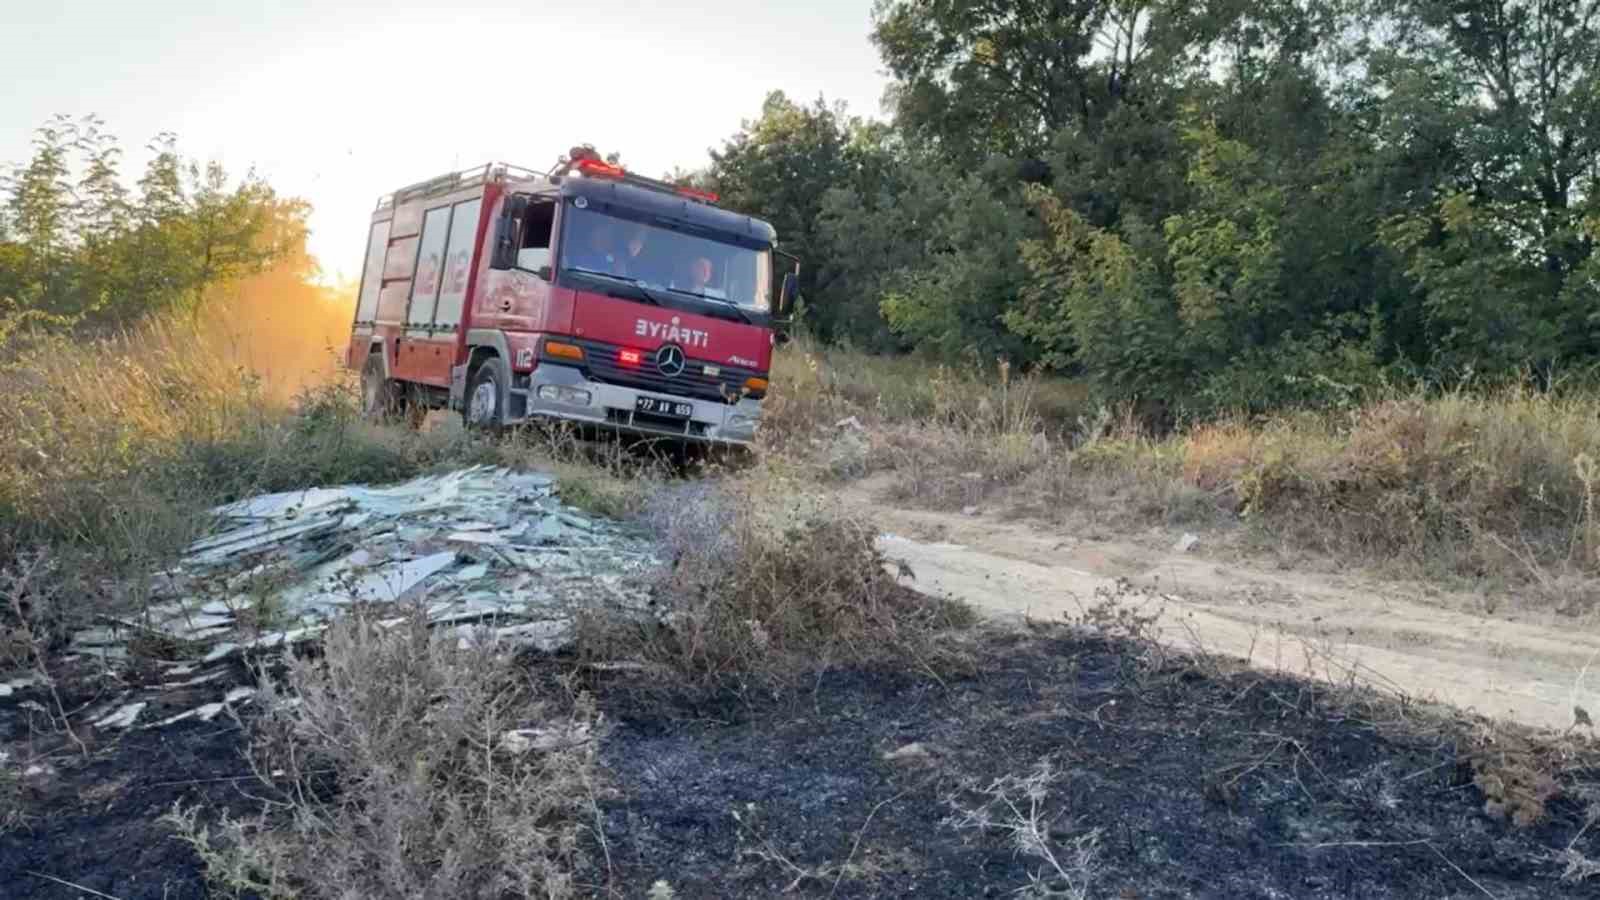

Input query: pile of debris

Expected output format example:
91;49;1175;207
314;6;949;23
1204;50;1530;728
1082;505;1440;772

14;466;664;733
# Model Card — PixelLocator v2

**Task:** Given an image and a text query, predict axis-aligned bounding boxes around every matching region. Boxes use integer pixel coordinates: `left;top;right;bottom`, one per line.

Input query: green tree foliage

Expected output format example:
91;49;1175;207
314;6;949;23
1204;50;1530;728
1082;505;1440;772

0;115;302;343
703;91;903;343
872;0;1161;164
823;0;1598;413
876;160;1043;363
1371;0;1600;378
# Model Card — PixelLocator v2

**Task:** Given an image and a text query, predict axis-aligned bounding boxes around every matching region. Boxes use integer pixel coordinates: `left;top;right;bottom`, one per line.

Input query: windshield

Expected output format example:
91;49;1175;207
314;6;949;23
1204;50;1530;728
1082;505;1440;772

559;204;771;311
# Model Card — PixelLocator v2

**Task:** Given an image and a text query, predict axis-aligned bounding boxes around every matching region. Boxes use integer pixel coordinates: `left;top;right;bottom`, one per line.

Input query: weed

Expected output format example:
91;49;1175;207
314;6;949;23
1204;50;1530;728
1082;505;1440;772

1469;732;1563;828
582;468;972;691
943;759;1102;900
166;609;603;899
0;754;23;835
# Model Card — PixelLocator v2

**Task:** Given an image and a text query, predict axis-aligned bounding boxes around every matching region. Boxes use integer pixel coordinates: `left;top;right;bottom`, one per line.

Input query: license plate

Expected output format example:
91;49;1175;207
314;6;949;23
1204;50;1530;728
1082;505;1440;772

635;395;694;419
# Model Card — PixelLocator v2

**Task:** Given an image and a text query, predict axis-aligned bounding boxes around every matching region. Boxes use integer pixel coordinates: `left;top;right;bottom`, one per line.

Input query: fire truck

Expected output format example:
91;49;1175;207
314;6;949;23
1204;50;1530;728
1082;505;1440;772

346;147;796;446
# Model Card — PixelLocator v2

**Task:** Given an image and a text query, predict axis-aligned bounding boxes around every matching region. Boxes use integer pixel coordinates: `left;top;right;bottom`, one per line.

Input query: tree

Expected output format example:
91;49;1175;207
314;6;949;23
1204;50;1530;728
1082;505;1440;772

1373;0;1600;375
872;0;1162;163
1;115;307;338
706;91;896;342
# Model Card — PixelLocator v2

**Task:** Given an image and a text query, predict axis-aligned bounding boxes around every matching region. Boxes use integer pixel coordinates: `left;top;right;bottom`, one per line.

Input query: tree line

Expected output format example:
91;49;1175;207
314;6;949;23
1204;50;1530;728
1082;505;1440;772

698;0;1600;418
0;114;305;347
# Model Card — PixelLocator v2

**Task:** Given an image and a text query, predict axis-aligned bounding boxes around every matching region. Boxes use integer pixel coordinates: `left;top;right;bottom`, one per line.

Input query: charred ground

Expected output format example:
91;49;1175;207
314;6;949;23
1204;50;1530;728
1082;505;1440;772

5;627;1596;899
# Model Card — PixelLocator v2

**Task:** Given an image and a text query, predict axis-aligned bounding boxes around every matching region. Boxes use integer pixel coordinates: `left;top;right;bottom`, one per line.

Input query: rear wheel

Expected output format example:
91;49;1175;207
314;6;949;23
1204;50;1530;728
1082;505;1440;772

463;359;506;431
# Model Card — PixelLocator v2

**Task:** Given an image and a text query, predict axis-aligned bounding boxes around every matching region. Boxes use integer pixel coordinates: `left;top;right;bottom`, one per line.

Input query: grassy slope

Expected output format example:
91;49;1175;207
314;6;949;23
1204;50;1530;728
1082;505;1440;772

767;338;1600;609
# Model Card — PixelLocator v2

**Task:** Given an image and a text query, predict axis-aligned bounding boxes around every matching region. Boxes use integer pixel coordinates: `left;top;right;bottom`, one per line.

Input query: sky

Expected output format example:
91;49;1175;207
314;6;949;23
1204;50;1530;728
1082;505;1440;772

1;1;891;282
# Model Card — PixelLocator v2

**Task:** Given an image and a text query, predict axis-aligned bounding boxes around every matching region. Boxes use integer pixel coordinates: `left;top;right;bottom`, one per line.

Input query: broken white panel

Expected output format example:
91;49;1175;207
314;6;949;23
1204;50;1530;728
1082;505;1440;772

447;563;491;584
426;593;514;621
68;646;129;662
246;625;327;650
94;702;147;729
160;614;237;637
490;619;575;653
223;686;257;705
185;515;343;566
528;517;569;545
448;531;506;546
203;642;241;663
164;671;227;689
150;703;222;728
498;723;592;755
70;627;125;648
558;512;595;531
211;485;356;521
301;551;457;610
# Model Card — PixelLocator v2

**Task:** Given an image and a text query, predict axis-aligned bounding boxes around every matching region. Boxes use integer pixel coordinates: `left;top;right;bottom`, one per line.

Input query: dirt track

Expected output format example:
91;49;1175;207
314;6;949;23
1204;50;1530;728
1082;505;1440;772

854;485;1600;734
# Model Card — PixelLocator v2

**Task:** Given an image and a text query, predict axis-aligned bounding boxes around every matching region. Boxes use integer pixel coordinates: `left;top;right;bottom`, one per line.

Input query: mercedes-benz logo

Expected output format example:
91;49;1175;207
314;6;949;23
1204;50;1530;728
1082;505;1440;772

655;343;686;377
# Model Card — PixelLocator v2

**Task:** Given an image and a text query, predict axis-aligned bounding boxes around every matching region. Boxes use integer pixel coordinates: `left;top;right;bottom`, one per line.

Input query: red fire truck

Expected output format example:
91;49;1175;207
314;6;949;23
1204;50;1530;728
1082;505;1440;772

346;148;796;446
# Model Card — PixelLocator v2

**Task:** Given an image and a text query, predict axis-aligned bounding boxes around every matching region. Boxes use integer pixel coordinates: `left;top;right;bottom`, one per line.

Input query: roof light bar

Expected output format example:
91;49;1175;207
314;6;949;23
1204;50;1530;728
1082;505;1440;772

677;186;720;203
575;158;625;179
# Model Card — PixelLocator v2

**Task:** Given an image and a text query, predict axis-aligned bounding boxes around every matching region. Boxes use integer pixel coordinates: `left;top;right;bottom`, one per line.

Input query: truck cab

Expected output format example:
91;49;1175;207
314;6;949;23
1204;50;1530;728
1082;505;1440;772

346;151;796;447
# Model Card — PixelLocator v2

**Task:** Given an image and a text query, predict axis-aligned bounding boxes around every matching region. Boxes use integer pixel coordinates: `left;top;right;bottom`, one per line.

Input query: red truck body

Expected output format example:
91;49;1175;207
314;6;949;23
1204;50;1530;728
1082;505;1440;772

346;153;793;445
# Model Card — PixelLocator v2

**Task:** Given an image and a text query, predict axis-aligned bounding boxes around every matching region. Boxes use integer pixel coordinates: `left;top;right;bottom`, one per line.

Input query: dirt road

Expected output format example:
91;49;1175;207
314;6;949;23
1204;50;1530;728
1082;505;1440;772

852;485;1600;733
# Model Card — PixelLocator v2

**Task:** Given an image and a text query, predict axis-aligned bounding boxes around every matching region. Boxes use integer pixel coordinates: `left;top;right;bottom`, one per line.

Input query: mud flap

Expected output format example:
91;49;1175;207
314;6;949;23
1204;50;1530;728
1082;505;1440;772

449;364;468;410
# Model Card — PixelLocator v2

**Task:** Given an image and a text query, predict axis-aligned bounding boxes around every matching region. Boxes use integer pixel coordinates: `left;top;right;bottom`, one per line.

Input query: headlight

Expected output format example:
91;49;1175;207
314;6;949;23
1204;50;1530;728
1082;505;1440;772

727;413;759;431
537;385;592;406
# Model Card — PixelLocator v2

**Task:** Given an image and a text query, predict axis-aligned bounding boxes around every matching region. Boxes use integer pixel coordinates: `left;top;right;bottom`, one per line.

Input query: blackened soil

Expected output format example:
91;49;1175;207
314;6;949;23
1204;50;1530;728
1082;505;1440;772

0;713;256;899
592;631;1599;899
4;630;1597;899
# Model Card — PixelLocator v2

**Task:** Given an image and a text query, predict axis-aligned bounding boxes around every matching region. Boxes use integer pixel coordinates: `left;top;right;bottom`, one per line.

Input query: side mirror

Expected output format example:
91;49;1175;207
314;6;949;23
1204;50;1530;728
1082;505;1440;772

779;272;799;313
491;196;529;269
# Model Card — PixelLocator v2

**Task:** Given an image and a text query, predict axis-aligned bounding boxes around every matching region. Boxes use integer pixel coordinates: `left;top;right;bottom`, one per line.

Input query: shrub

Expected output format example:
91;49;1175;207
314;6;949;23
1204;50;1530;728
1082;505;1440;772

167;611;604;899
585;469;972;689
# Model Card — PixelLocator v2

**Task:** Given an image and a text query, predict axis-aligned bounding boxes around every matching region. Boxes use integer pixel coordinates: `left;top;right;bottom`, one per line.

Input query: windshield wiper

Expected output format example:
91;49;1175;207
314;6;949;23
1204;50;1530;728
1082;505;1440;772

565;267;662;306
661;286;754;325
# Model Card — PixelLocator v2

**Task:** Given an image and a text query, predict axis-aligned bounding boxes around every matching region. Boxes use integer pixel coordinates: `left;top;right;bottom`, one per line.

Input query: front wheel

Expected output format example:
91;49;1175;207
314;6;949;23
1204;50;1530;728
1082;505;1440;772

463;360;506;431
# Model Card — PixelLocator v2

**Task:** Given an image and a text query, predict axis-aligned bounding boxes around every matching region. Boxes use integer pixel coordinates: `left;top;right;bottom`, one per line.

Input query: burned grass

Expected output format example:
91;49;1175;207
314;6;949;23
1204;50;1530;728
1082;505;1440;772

6;625;1600;898
579;626;1600;898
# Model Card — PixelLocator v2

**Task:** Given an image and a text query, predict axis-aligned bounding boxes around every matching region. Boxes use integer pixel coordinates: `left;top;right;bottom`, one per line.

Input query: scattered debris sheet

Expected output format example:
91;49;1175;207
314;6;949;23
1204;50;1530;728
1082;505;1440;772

4;466;662;731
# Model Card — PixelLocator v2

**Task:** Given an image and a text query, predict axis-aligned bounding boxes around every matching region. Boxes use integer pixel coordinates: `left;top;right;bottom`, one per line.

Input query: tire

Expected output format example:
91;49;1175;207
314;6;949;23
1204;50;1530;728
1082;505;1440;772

360;352;403;421
463;359;506;431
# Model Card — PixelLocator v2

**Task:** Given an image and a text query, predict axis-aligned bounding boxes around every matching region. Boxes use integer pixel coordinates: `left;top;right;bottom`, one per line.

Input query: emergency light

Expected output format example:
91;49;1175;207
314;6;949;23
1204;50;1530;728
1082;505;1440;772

569;153;720;204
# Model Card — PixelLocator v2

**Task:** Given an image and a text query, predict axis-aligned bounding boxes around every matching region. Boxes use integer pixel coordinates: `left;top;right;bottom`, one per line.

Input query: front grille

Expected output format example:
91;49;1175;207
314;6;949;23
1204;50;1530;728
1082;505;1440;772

567;337;763;404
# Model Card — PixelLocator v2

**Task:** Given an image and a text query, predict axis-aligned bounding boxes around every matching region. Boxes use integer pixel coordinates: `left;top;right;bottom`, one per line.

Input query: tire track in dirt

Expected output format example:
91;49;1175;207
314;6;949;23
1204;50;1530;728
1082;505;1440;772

854;488;1600;733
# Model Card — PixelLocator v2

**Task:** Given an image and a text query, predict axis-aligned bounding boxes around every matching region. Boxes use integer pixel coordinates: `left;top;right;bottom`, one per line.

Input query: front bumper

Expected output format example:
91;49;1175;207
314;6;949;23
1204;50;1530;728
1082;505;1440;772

513;363;762;445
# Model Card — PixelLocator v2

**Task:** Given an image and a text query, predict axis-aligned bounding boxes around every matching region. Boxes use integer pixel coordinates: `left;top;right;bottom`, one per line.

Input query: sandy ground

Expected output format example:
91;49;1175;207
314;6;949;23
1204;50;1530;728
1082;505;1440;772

848;483;1600;734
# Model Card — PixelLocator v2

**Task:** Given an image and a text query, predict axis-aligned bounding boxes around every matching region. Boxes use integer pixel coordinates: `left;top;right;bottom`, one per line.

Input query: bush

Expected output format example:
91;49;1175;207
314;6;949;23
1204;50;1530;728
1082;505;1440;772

585;469;972;689
167;611;603;899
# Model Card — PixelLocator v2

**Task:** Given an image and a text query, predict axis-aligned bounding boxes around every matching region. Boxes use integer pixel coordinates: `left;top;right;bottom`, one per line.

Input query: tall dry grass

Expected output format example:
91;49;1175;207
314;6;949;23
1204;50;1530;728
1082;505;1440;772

0;287;491;642
765;340;1600;607
167;608;603;899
